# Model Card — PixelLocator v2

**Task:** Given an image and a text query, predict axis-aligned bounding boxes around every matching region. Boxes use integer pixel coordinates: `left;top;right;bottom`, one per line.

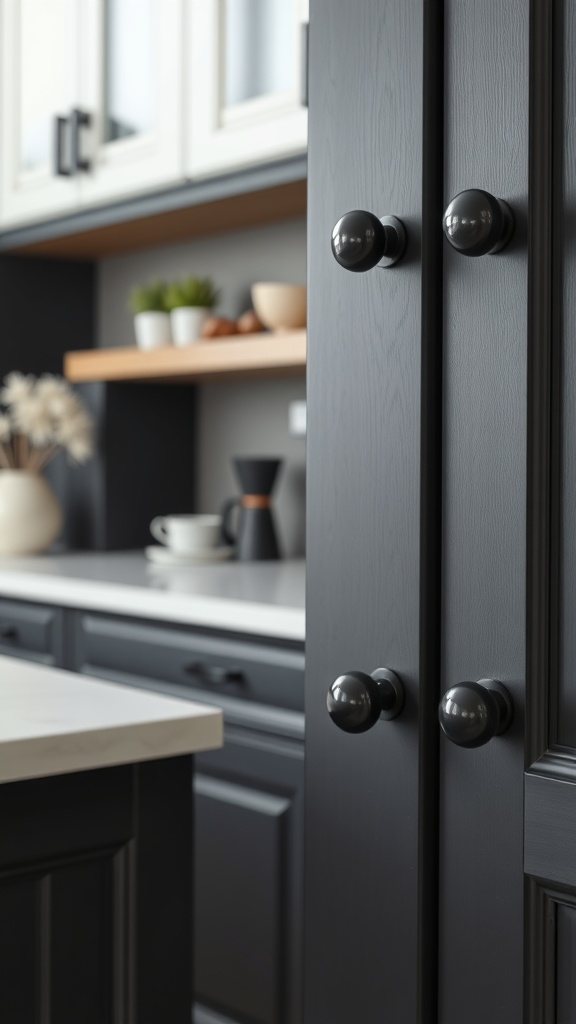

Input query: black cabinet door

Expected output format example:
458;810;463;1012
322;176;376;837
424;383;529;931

305;2;443;1022
305;1;574;1022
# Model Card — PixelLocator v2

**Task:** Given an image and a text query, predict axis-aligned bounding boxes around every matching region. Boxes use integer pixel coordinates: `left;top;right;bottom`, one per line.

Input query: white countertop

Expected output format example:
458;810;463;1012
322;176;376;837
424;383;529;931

0;552;305;641
0;655;223;784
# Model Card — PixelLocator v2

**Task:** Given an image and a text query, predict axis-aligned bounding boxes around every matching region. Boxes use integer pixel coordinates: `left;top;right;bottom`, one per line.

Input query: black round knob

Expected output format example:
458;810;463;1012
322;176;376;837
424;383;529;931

331;210;407;271
327;668;404;733
438;678;513;748
443;189;514;256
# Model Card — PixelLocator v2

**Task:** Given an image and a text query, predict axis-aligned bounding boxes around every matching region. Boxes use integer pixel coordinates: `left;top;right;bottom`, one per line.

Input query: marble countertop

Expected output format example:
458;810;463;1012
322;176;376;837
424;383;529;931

0;655;223;784
0;552;305;641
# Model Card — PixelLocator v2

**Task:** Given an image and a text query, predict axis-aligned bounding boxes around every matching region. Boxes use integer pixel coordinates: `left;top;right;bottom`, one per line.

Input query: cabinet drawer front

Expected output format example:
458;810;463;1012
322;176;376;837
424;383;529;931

0;599;63;664
75;613;305;712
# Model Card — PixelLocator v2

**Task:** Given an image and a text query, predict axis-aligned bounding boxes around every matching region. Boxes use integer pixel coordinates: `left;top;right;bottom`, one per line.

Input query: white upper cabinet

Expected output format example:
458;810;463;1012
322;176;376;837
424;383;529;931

78;0;184;206
0;0;308;230
0;0;82;226
186;0;308;178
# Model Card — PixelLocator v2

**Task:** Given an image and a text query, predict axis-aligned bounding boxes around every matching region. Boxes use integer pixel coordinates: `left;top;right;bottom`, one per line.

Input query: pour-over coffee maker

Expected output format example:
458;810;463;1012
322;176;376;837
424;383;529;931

221;457;282;561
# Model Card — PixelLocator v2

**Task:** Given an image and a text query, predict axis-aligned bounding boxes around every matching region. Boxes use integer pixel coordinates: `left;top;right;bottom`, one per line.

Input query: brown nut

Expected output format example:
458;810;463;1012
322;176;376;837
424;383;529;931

237;309;264;334
201;316;238;338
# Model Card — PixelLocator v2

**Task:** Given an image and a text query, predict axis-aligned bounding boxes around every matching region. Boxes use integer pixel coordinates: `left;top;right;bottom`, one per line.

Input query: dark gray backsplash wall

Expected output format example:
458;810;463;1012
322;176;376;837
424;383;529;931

97;217;307;556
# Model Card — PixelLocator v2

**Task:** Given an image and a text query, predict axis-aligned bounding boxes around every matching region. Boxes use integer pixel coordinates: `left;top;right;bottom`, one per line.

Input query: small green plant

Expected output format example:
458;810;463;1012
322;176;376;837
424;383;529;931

129;279;169;314
165;276;220;310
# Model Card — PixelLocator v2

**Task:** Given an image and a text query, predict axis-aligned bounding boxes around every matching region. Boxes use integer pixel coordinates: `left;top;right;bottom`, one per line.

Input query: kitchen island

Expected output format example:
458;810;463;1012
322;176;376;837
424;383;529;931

0;553;305;1024
0;655;222;1024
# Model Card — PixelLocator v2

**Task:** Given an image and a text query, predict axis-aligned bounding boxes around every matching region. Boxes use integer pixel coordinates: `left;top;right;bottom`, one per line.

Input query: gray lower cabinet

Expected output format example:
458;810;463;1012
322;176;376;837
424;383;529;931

0;596;304;1024
0;597;64;666
72;610;305;1024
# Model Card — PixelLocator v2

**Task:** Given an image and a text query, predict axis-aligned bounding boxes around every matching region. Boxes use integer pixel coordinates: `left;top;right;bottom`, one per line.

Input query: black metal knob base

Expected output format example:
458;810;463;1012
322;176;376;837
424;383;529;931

331;210;407;272
377;216;407;268
327;667;405;734
443;189;514;257
439;678;513;748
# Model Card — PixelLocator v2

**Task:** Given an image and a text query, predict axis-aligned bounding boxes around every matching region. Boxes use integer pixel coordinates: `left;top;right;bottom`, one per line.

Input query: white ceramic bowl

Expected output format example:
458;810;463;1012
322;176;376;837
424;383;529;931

251;283;307;331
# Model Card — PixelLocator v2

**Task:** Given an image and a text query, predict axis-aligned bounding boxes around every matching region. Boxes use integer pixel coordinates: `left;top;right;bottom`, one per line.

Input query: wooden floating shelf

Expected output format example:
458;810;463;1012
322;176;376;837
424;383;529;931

64;329;307;384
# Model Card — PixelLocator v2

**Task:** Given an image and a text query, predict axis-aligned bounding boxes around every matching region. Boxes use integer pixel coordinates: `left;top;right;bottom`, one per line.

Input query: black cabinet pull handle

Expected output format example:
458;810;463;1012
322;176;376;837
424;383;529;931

332;210;407;271
54;115;71;176
327;667;405;733
71;108;91;173
0;624;18;641
184;662;245;686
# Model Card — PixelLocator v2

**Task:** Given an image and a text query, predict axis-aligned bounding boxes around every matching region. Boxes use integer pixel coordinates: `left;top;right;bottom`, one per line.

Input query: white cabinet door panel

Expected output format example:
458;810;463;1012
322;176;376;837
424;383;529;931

0;0;81;227
78;0;184;206
187;0;307;179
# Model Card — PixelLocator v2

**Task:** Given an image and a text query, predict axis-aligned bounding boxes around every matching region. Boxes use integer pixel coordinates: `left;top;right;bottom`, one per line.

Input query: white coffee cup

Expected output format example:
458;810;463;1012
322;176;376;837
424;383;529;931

150;514;222;554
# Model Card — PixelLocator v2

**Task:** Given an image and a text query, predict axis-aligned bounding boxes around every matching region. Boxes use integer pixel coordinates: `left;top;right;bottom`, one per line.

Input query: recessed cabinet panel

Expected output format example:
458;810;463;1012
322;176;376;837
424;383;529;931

0;876;38;1024
103;0;155;144
50;857;116;1024
187;0;308;178
557;903;576;1024
0;0;81;226
224;0;296;107
194;774;289;1024
79;0;184;205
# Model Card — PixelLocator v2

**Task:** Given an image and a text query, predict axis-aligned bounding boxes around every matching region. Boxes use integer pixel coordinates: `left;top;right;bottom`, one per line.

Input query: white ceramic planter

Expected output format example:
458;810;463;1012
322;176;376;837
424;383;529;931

134;312;172;350
0;470;62;555
170;307;210;346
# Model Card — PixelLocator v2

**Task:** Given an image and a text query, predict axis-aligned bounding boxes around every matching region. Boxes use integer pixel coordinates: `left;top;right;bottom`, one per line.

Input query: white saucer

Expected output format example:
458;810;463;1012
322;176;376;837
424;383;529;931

145;545;234;565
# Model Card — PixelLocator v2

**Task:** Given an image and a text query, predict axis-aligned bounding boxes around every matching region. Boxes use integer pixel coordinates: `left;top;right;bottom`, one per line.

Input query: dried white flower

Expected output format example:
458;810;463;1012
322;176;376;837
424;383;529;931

12;395;54;446
35;375;70;400
46;391;84;420
0;372;34;406
0;371;95;470
0;414;12;443
66;433;94;463
54;410;93;445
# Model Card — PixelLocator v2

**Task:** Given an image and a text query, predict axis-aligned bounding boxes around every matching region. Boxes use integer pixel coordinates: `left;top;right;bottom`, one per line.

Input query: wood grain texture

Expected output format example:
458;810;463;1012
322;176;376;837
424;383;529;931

305;1;442;1022
64;331;306;384
5;180;307;260
439;2;529;1022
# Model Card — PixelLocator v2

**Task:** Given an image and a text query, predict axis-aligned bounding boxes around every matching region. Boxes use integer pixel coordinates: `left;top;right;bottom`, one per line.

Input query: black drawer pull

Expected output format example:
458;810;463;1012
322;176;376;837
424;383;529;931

0;624;18;641
184;662;245;686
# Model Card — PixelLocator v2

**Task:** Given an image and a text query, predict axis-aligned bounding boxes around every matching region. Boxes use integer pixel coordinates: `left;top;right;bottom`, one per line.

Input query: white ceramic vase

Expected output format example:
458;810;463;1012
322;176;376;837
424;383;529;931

170;307;210;346
134;311;172;350
0;470;62;555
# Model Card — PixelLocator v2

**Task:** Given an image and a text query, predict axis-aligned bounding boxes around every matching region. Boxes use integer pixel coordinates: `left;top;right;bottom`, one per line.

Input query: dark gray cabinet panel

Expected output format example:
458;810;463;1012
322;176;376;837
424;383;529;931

439;1;529;1021
0;598;64;665
194;731;304;1024
0;757;193;1024
73;612;304;712
68;607;304;1024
